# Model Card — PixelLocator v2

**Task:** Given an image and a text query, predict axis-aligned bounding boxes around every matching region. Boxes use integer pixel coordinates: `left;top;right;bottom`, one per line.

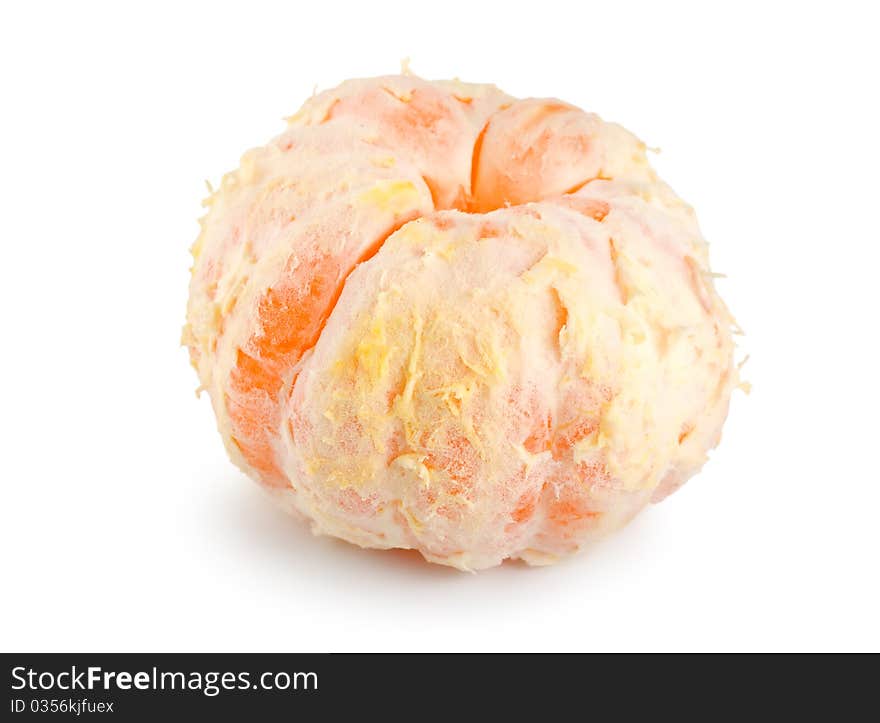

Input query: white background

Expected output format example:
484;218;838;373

2;1;878;652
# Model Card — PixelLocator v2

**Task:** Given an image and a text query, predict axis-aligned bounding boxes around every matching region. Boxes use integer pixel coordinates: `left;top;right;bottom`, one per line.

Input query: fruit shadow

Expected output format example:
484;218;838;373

211;471;662;588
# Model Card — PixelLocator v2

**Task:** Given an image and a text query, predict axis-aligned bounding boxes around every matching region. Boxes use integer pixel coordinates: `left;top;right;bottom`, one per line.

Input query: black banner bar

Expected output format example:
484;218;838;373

2;653;872;718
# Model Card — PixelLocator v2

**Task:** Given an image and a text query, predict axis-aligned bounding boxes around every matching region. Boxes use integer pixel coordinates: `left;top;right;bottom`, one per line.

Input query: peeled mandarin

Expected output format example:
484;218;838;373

184;74;739;570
